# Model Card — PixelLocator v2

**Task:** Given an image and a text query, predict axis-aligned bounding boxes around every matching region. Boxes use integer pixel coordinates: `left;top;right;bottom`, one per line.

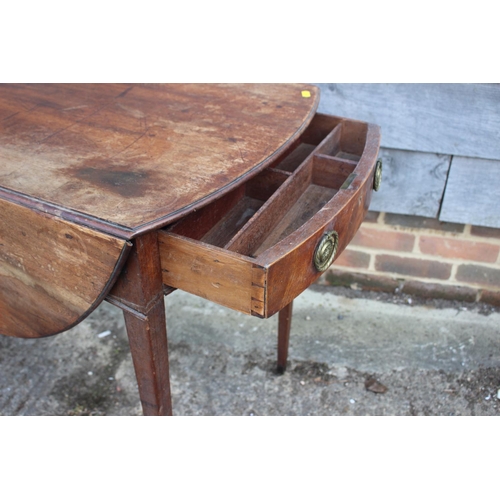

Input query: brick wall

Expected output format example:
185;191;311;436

319;212;500;307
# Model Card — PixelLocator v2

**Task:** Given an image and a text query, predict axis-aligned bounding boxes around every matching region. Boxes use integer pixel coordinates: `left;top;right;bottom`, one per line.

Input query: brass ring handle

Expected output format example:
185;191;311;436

373;159;382;191
313;231;339;272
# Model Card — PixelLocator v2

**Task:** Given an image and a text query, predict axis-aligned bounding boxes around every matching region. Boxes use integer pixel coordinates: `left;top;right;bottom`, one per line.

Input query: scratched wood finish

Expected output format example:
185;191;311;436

0;84;319;238
159;114;381;317
0;197;128;338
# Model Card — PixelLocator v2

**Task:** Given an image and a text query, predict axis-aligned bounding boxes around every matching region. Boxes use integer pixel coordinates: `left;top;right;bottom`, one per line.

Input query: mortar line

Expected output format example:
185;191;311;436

347;245;500;267
363;215;500;245
330;265;500;293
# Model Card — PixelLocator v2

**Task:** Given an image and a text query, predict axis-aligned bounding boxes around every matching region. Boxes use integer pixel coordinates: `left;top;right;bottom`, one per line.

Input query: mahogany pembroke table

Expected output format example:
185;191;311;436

0;84;381;415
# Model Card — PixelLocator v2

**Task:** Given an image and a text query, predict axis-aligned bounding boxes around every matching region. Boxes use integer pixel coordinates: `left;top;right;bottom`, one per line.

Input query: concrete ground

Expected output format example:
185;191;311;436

1;286;499;416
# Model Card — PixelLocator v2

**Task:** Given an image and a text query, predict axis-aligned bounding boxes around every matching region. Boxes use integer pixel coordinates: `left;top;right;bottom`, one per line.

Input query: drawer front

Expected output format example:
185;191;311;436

159;113;381;317
263;158;376;316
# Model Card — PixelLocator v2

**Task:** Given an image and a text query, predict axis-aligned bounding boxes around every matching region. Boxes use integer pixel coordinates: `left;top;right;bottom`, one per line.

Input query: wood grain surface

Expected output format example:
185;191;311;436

0;197;128;338
110;232;172;416
158;233;256;314
0;84;319;238
261;123;381;316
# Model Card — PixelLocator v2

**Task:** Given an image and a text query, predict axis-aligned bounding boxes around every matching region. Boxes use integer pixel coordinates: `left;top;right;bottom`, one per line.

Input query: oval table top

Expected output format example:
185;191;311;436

0;84;320;338
0;84;319;238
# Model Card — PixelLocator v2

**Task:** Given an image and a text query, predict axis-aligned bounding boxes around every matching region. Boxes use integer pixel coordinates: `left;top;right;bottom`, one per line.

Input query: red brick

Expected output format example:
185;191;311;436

456;264;500;288
480;290;500;307
333;249;370;269
351;227;415;252
419;236;499;263
470;226;500;240
402;281;477;302
384;214;465;234
375;255;452;280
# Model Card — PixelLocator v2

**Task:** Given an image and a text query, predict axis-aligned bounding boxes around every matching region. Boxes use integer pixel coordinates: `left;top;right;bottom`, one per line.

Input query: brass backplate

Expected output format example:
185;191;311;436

314;231;339;272
373;159;382;191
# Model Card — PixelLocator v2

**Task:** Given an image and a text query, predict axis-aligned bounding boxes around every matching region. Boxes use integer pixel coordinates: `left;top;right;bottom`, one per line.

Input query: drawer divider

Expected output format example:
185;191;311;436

224;157;313;255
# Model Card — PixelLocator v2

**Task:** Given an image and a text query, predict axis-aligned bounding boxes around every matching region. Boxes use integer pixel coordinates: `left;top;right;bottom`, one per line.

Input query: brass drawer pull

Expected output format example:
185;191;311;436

313;230;339;272
373;159;382;191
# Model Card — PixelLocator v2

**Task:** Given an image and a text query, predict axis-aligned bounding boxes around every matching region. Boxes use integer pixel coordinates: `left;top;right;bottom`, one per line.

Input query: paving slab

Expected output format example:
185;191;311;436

1;287;499;416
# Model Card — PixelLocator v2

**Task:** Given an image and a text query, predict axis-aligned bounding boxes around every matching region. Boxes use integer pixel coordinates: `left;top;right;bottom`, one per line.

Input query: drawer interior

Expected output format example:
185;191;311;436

166;114;368;258
159;112;380;317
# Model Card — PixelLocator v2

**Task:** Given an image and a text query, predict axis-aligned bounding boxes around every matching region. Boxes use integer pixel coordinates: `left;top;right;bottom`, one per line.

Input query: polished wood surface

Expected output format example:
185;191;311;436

0;84;319;238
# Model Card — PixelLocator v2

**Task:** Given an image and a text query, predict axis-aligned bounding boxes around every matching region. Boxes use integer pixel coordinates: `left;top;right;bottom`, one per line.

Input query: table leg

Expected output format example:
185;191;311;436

107;232;172;416
277;300;293;374
123;300;172;416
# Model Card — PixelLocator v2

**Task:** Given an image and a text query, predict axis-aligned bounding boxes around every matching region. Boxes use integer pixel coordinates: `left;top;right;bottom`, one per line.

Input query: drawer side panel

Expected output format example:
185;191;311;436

158;232;255;314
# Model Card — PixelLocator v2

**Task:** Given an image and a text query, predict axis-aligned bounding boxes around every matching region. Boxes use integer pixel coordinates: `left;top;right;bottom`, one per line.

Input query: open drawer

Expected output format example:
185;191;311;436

158;113;381;318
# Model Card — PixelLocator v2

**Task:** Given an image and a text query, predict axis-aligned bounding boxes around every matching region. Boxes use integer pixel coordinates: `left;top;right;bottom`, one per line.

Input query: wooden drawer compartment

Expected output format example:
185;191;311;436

158;113;381;317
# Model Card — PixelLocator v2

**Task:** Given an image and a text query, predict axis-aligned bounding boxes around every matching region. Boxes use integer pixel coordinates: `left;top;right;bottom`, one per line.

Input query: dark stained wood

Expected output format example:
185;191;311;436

0;84;319;238
312;155;356;190
226;157;313;255
339;119;368;157
124;304;172;416
277;300;293;374
310;123;342;157
301;113;343;146
0;196;129;338
254;184;337;256
244;168;290;201
262;123;380;316
108;232;172;416
202;197;263;247
273;143;315;173
165;185;246;242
